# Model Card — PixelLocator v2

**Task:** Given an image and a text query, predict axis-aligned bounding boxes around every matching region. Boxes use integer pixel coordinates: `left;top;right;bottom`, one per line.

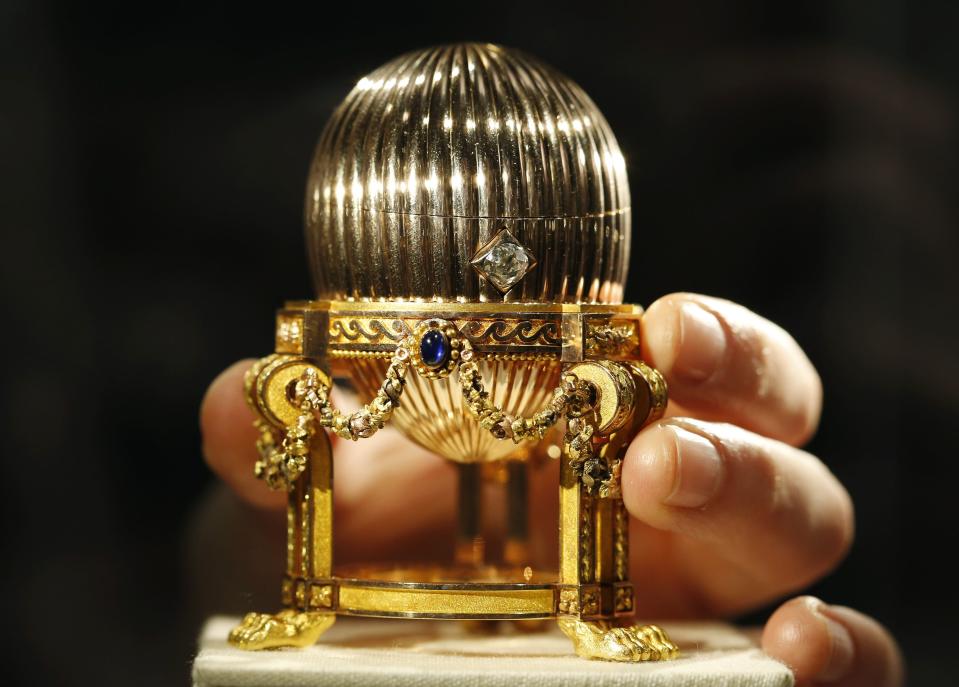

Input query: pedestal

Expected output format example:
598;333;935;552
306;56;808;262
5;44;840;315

193;616;793;687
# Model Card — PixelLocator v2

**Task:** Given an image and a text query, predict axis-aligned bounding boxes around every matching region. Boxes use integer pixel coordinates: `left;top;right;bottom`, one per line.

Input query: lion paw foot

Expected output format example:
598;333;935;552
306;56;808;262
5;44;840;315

228;609;334;650
558;618;678;662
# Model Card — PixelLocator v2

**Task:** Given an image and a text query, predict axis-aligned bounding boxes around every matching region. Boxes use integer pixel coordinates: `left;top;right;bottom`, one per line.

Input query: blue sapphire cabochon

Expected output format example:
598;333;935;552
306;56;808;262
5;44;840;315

419;330;450;368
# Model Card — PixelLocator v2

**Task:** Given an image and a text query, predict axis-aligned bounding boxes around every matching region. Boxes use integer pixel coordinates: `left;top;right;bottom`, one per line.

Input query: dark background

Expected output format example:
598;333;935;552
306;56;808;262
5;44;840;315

2;1;957;684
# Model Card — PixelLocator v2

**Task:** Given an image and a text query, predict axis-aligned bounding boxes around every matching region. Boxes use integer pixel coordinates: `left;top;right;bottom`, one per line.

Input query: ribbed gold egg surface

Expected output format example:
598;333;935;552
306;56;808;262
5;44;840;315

306;43;631;304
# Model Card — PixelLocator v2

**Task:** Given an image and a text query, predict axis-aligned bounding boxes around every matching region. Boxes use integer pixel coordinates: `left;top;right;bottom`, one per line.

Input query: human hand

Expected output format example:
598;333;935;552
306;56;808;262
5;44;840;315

200;293;903;686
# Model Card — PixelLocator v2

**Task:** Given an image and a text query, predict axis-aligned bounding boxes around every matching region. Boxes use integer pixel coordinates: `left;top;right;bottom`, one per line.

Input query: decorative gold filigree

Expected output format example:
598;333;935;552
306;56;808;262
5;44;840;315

557;585;601;615
459;360;594;443
252;415;309;491
580;588;600;616
557;585;598;616
557;619;679;662
458;319;561;346
585;323;635;356
294;580;307;607
633;361;668;423
328;349;559;361
474;352;558;361
315;351;409;440
246;351;410;487
579;494;594;583
558;588;580;614
248;360;324;491
328;349;395;359
328;318;410;344
309;584;334;610
243;354;279;408
563;360;669;497
407;319;465;379
614;500;629;582
328;316;564;349
275;313;305;353
565;415;612;496
251;339;608;456
614;584;634;613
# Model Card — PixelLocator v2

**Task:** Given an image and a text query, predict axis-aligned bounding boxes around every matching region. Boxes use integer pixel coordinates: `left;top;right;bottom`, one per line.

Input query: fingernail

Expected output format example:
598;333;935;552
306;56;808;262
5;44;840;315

816;604;855;682
675;302;726;381
663;426;723;508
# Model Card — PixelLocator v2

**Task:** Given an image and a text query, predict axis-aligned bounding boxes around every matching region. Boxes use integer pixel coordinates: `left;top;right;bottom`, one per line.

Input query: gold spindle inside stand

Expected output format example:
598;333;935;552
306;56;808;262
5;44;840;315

503;461;530;567
455;463;485;567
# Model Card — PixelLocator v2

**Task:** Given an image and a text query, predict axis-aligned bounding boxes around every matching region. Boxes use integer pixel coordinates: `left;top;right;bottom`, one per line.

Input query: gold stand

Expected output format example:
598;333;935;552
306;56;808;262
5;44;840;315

229;301;677;661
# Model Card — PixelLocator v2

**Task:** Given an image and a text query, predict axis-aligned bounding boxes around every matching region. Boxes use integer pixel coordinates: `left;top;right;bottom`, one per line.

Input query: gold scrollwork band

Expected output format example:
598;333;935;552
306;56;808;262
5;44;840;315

276;301;644;360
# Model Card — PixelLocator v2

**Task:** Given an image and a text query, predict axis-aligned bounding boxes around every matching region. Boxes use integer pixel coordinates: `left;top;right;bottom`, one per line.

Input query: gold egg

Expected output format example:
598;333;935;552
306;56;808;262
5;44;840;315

306;42;630;304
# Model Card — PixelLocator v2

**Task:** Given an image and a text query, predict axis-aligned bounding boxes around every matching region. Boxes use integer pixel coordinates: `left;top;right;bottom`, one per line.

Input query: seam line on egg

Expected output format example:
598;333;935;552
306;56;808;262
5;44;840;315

318;206;631;221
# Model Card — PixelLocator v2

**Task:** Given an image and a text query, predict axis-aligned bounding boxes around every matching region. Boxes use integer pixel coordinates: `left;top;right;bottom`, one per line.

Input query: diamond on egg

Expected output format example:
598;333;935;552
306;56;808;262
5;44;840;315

470;227;538;294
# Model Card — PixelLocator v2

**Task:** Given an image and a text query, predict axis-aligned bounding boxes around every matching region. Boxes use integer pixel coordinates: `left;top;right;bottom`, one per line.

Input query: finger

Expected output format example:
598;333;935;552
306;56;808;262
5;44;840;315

621;418;853;614
200;360;285;510
763;596;904;687
642;293;822;445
